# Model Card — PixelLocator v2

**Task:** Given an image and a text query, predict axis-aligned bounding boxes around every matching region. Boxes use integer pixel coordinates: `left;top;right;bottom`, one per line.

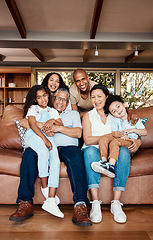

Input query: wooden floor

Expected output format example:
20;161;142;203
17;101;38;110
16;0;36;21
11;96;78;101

0;204;153;240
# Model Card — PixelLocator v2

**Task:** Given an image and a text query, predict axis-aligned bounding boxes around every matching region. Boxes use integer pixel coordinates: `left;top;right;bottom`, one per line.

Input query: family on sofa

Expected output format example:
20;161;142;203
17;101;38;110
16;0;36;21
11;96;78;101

8;69;147;227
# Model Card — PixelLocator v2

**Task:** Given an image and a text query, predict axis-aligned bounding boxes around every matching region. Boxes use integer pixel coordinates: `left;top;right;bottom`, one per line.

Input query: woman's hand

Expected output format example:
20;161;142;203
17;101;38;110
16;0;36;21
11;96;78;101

128;138;141;153
127;111;139;125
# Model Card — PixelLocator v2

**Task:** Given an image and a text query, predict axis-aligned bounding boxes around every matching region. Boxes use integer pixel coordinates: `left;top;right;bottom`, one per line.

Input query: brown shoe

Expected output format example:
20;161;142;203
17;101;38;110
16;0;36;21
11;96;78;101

72;204;92;226
9;201;34;221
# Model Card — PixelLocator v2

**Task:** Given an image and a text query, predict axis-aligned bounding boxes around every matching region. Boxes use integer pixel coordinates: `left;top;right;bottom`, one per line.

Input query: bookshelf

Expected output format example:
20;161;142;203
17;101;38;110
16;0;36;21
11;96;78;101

0;68;35;116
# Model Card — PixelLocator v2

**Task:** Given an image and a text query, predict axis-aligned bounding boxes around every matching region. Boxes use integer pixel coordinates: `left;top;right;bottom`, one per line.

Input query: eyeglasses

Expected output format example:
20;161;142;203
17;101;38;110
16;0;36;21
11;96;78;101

55;96;68;103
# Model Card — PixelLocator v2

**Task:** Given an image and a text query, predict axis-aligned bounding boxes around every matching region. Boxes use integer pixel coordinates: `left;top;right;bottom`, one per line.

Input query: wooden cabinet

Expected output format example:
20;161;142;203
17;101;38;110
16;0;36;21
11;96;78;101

0;68;35;116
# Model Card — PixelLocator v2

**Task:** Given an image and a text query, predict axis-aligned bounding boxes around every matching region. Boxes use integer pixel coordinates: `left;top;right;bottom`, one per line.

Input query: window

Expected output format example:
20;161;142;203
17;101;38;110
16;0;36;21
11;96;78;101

121;72;153;109
37;70;115;94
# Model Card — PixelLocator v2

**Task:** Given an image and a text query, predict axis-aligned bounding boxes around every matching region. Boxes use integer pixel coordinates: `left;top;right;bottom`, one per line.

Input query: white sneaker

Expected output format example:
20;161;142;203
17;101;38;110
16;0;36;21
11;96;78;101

90;200;102;223
110;200;127;223
41;187;60;205
42;198;64;218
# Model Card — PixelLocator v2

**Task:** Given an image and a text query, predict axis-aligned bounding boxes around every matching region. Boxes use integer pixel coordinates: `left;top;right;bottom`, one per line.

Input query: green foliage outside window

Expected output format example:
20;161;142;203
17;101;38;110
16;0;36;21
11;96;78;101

121;72;153;109
37;71;115;93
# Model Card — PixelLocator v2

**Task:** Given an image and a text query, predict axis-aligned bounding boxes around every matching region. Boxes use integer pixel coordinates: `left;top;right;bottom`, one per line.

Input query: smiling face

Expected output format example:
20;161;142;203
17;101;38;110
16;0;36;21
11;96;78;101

36;89;49;109
47;74;60;93
91;89;107;110
73;70;89;92
53;91;69;114
109;101;127;120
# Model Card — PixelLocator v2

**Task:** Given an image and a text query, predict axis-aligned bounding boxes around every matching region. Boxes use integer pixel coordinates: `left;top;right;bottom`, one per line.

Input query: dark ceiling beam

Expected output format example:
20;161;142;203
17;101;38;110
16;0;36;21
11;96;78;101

1;40;153;50
5;0;45;62
125;50;145;63
0;54;5;61
1;62;153;69
90;0;104;39
29;48;44;62
84;0;104;61
83;49;90;62
5;0;26;38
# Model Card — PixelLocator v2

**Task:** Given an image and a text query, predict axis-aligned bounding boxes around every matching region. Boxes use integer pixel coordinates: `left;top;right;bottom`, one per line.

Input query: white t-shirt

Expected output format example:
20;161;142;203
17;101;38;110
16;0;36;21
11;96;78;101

26;105;60;121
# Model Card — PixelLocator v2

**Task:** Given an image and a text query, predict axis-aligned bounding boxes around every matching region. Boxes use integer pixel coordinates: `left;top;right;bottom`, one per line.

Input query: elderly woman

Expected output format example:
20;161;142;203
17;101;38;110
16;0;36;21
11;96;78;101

82;83;140;224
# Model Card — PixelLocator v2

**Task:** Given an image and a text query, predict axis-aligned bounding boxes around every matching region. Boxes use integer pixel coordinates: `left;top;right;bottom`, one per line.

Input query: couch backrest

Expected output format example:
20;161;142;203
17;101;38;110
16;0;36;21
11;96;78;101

130;106;153;148
0;105;152;150
0;105;23;149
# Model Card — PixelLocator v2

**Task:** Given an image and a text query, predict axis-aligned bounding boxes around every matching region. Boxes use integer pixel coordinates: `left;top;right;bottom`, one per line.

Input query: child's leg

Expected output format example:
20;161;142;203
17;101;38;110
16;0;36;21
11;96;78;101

47;137;60;195
99;134;114;161
25;132;49;179
41;177;48;188
48;187;56;198
109;138;132;164
92;135;117;178
41;137;64;218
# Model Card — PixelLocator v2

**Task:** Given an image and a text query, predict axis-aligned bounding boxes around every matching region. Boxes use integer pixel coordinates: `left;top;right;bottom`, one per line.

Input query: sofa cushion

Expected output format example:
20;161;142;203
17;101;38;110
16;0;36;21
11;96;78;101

0;105;23;149
131;106;153;148
0;149;22;176
0;148;68;178
130;148;153;177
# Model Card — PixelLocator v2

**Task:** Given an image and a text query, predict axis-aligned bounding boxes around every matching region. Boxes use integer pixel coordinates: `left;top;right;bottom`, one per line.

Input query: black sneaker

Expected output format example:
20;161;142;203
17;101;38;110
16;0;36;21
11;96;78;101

91;161;115;178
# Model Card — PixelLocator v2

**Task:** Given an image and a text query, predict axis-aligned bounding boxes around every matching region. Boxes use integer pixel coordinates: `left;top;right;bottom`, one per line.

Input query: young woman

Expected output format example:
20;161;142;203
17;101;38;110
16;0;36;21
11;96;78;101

42;72;69;97
24;85;64;218
82;84;140;224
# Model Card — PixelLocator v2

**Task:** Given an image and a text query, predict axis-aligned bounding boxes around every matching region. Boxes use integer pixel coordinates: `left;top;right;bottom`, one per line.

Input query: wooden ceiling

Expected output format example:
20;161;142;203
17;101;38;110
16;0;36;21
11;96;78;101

0;0;153;66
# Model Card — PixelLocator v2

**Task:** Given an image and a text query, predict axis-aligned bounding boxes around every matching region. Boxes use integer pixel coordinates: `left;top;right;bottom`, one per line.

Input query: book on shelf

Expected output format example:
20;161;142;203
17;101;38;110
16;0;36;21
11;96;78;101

0;77;5;87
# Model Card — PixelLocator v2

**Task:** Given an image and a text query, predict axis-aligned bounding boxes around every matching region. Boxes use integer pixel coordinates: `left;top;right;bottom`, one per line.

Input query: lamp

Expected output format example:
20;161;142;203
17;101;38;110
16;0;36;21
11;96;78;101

95;46;98;56
134;47;138;56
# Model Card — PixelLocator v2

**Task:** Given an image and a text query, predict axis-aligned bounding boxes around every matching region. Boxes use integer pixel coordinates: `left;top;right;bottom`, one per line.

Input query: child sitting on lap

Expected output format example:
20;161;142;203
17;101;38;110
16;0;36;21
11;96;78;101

91;94;147;178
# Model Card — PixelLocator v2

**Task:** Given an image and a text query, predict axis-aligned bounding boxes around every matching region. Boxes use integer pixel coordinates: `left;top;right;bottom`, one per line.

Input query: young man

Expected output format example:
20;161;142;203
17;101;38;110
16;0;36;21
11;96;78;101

70;69;97;118
9;88;92;227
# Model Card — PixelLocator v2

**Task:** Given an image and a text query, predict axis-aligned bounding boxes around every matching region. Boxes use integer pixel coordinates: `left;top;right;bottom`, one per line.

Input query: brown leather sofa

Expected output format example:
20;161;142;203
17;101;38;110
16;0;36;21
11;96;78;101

0;105;153;204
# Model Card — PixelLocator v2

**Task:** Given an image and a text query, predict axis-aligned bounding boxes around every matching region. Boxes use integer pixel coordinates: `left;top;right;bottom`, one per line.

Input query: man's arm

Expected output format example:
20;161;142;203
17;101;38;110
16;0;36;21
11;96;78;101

51;125;82;139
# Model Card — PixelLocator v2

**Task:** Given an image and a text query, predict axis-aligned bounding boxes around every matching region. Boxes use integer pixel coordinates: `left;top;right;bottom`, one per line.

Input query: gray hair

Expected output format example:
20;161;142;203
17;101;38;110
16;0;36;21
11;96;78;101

54;88;70;100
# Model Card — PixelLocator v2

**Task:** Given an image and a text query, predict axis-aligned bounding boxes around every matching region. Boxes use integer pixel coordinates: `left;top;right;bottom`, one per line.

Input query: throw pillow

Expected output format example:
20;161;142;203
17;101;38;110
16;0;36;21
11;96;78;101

0;105;23;149
141;118;148;125
15;120;26;151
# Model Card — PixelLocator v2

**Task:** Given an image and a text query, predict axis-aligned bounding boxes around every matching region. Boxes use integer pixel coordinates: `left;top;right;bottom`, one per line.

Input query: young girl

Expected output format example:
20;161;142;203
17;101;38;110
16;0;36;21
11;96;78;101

24;85;64;218
91;94;147;178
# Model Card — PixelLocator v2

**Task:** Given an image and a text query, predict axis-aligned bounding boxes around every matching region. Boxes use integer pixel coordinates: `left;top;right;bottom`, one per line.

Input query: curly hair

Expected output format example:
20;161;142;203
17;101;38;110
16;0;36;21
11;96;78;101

41;72;69;92
23;85;52;117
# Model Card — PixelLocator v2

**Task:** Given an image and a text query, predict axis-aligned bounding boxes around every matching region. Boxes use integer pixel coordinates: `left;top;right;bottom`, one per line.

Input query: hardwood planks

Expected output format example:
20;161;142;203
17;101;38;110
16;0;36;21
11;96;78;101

0;205;152;240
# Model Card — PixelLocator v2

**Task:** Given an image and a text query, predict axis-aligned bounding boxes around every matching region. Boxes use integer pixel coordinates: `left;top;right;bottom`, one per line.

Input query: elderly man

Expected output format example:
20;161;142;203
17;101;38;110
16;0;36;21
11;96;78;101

9;88;92;227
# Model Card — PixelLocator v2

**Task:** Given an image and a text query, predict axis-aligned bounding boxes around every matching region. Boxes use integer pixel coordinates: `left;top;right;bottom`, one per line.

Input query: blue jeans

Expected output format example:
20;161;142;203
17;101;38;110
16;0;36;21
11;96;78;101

58;146;89;205
83;146;131;191
25;131;60;188
17;146;89;205
17;148;38;204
